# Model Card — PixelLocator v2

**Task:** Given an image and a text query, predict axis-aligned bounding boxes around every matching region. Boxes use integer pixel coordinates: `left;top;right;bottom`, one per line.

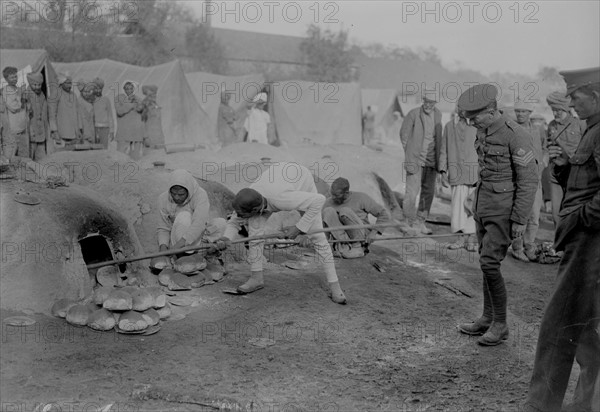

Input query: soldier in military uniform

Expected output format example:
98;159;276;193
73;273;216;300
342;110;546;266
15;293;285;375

456;84;538;346
545;91;586;227
511;99;547;262
524;67;600;412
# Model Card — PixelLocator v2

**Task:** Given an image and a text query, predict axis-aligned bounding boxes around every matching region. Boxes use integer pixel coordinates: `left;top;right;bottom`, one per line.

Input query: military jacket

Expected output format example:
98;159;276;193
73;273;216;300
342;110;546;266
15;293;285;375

553;113;600;231
474;115;539;224
547;114;585;160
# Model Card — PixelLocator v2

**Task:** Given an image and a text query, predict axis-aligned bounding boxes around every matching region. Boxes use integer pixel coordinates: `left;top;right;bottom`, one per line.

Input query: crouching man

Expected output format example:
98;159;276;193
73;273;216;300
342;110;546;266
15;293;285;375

151;169;225;269
212;162;347;304
322;177;391;258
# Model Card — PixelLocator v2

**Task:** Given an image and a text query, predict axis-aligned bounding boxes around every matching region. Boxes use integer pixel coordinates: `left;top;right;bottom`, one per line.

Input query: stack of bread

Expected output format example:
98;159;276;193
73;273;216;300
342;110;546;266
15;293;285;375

51;285;170;334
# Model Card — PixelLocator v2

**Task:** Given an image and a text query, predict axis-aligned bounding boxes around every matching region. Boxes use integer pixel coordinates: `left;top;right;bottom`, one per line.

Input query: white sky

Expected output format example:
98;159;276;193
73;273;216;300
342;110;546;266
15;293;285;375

178;0;600;76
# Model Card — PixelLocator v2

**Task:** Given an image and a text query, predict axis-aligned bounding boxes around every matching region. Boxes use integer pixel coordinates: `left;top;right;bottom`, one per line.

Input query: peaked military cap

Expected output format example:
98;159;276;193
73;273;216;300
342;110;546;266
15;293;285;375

458;84;498;118
559;67;600;96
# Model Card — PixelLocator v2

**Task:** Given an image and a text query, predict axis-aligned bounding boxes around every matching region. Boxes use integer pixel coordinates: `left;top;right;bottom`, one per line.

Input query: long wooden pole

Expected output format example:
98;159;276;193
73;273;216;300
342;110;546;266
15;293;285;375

86;222;402;270
267;232;473;246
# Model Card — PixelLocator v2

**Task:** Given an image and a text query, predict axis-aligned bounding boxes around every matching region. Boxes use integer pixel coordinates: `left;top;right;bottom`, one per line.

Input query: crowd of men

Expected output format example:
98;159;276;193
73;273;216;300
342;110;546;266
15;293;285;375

0;67;165;162
1;60;598;410
154;68;599;411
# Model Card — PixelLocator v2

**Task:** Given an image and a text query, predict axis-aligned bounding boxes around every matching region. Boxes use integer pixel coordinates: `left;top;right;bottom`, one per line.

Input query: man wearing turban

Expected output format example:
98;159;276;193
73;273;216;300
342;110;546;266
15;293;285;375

0;66;28;160
91;77;114;149
242;92;271;145
545;91;586;227
50;74;82;146
77;81;97;144
23;72;50;160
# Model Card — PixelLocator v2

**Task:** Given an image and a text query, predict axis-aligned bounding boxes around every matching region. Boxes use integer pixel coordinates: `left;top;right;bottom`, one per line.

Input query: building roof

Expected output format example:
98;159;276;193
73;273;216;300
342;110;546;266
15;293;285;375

354;55;489;113
211;27;305;65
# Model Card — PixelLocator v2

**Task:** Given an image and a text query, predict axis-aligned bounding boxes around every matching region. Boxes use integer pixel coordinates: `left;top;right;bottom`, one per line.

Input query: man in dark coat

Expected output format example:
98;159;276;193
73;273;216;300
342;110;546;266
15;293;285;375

524;67;600;412
399;90;443;234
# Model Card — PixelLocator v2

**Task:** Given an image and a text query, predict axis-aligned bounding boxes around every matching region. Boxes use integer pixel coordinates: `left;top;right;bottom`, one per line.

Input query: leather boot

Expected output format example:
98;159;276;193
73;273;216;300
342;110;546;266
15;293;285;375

458;278;493;335
478;322;509;346
458;317;492;335
478;274;508;345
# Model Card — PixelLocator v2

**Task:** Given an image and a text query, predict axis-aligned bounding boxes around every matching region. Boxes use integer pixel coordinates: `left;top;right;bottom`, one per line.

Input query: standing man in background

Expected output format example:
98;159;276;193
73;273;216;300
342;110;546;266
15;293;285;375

243;92;271;145
23;72;52;161
511;99;547;262
400;90;444;235
218;92;238;147
91;77;114;149
439;108;479;252
545;91;586;228
362;105;376;143
50;74;82;147
0;67;28;160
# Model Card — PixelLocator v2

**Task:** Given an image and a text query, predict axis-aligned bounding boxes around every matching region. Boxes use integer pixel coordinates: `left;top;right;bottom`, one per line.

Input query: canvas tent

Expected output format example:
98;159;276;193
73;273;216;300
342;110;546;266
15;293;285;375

53;59;215;148
0;48;58;94
271;81;363;146
361;89;404;144
185;71;264;142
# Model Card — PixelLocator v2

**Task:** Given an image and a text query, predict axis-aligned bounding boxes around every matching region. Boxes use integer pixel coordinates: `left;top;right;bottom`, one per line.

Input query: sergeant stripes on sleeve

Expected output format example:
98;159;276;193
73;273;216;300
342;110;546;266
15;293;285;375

513;149;535;166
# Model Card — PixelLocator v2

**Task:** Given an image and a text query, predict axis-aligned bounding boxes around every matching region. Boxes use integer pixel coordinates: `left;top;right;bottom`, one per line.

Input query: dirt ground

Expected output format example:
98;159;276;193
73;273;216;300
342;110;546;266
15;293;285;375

0;143;581;411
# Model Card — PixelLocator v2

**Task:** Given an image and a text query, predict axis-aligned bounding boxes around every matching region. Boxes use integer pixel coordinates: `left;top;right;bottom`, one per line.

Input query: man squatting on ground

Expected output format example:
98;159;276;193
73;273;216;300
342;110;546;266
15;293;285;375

151;169;226;268
212;162;347;304
322;177;391;259
456;84;538;346
524;67;600;412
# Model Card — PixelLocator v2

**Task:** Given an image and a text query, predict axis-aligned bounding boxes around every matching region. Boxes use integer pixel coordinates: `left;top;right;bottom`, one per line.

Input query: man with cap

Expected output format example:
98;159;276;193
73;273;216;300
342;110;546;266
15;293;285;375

322;177;391;259
524;67;600;412
50;74;82;147
243;92;271;145
545;91;586;227
0;66;28;160
399;90;444;234
456;84;538;346
22;71;53;161
91;77;114;149
510;99;548;262
213;162;347;304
